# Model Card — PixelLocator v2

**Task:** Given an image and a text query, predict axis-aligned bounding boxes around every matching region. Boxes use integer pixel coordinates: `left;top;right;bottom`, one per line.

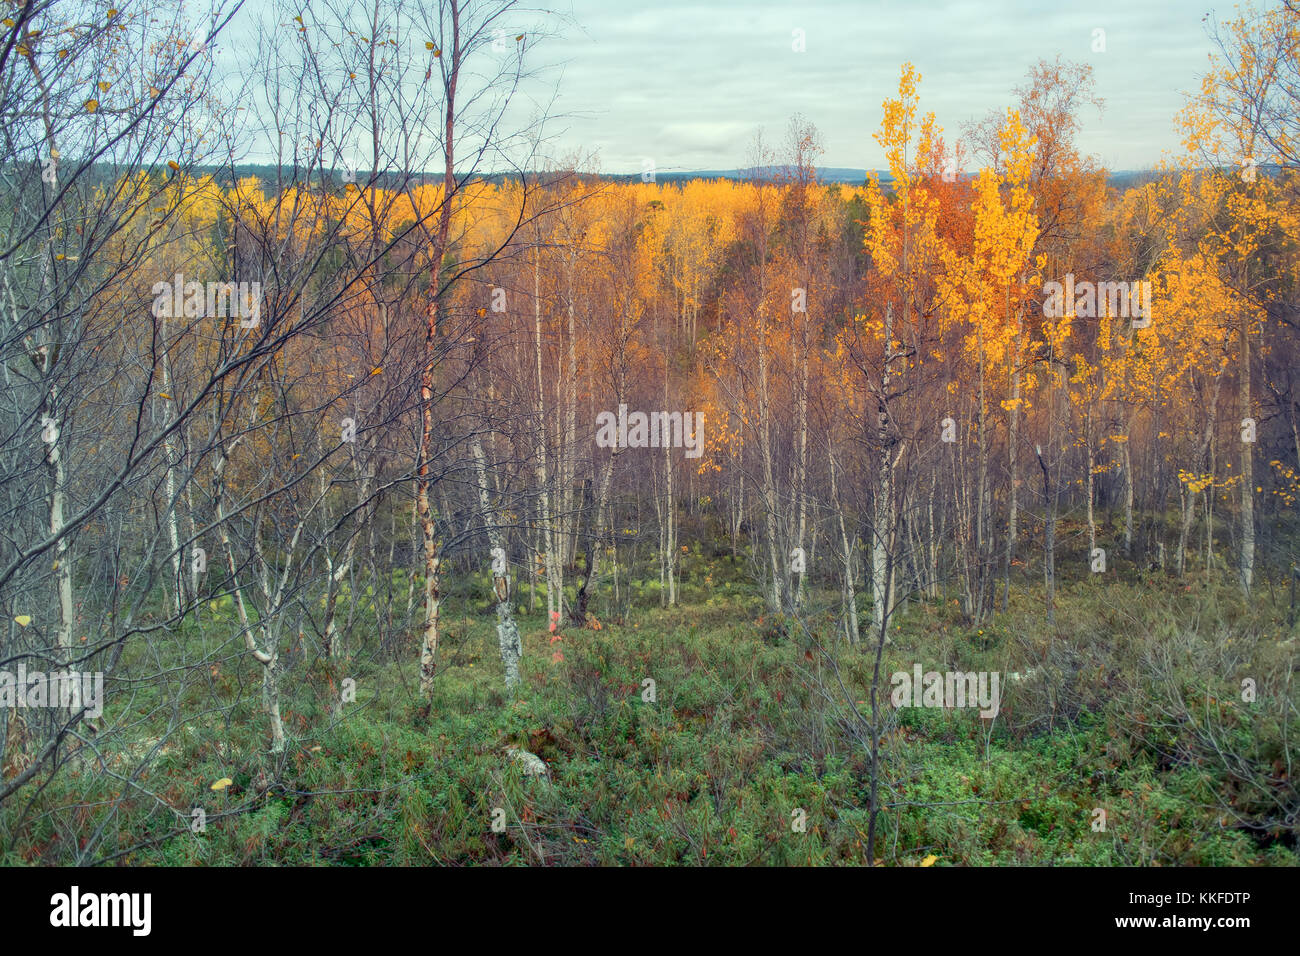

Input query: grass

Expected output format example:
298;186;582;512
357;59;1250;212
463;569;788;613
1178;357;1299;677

1;544;1297;866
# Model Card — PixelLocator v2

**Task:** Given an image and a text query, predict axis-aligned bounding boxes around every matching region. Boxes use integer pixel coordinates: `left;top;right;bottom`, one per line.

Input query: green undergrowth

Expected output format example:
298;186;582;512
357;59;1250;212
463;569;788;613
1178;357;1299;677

2;556;1297;866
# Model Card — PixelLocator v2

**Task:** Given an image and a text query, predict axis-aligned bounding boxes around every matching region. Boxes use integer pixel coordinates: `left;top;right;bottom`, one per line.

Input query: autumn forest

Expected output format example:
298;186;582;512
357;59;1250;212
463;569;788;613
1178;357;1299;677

0;0;1297;879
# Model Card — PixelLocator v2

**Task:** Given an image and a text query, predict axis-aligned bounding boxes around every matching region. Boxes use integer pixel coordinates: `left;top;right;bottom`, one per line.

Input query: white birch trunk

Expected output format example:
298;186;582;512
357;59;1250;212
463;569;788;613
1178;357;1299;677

470;433;522;689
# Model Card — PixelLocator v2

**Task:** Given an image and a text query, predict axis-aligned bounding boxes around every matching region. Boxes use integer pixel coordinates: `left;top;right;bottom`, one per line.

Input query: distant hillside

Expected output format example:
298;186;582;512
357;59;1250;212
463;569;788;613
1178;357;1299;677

191;163;880;187
649;166;873;184
198;164;1246;191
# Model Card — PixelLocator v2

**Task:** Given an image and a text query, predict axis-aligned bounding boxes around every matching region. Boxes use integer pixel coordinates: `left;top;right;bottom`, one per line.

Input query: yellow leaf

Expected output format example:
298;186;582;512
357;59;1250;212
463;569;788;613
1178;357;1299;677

167;160;179;171
1;19;12;28
159;392;171;400
14;615;31;627
515;34;524;41
425;41;434;49
84;99;98;113
98;81;110;93
370;367;382;375
920;854;938;867
210;777;233;791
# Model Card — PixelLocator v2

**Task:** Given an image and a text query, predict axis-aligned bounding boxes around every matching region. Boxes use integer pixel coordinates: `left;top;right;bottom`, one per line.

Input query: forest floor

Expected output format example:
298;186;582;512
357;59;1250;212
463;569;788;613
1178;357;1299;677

4;529;1299;866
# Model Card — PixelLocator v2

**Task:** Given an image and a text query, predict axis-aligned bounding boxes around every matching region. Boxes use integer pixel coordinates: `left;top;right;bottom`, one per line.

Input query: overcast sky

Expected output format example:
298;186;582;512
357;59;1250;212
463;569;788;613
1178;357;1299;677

521;0;1238;174
214;0;1261;174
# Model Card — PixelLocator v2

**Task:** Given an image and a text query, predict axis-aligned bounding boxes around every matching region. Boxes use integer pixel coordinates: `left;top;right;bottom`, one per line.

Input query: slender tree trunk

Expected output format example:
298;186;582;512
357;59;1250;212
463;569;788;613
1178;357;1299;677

1176;481;1193;575
1004;310;1022;611
831;452;858;644
793;307;809;611
417;0;460;699
533;245;560;620
160;315;184;618
45;383;79;722
470;432;522;689
1122;439;1134;554
35;115;81;729
872;304;899;631
1239;299;1254;592
1086;411;1097;559
214;442;285;753
866;540;895;866
563;251;579;568
927;465;939;600
758;333;782;611
1036;443;1055;628
975;327;989;621
572;445;620;622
